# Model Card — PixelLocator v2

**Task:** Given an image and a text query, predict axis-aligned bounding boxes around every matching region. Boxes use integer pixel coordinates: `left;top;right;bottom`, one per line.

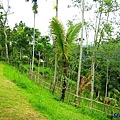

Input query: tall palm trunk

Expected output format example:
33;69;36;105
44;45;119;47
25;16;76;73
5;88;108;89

32;12;35;72
76;0;84;96
61;57;67;101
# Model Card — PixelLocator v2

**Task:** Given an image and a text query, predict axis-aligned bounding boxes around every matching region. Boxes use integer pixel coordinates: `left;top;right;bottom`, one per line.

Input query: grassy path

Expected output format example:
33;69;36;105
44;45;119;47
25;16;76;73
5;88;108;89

0;62;47;120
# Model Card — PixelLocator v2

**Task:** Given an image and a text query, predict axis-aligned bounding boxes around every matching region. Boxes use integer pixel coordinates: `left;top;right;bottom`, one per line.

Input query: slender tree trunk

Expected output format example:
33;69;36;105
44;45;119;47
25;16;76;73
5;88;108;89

4;28;9;62
30;59;32;72
85;26;89;54
20;48;22;59
1;0;11;63
105;60;109;101
43;61;44;78
56;0;58;18
52;0;58;93
90;1;103;108
104;12;110;102
52;54;57;93
76;0;84;96
32;12;35;72
90;55;95;108
38;51;40;74
61;58;67;101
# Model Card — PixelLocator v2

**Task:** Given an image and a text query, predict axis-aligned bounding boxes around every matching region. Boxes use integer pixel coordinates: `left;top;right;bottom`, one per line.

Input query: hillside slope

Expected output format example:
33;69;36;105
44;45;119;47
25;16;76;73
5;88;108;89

1;62;110;120
0;62;47;120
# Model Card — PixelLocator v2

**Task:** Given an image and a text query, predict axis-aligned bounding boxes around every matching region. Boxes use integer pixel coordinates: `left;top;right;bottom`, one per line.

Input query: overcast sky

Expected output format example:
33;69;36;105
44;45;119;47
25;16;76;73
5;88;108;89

1;0;97;44
1;0;119;44
2;0;80;35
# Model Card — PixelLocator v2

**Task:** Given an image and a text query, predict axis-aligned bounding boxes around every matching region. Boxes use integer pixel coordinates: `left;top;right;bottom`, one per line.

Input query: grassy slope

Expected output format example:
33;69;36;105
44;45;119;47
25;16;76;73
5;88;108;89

0;62;47;120
1;62;110;120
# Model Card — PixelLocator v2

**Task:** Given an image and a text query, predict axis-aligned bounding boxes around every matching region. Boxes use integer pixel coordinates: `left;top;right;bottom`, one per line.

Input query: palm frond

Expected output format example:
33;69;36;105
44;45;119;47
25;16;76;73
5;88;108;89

66;23;82;45
50;17;65;40
50;18;81;61
50;17;66;57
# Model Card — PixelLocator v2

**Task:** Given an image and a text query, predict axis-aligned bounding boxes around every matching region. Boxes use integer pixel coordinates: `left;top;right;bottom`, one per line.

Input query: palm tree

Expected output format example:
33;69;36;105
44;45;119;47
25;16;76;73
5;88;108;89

32;1;38;72
50;17;82;101
26;0;38;71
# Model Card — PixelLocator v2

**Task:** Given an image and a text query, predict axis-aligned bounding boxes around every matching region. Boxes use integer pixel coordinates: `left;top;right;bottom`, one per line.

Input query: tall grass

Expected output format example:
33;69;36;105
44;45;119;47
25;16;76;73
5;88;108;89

3;63;110;120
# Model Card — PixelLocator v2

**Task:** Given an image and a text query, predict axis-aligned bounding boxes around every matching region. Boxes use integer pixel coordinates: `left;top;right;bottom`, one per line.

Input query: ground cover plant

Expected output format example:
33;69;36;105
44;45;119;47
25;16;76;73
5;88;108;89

2;62;111;120
0;62;46;120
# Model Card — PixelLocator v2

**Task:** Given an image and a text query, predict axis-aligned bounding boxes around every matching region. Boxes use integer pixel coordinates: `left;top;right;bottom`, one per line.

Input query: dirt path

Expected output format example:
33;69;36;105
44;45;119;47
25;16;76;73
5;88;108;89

0;62;47;120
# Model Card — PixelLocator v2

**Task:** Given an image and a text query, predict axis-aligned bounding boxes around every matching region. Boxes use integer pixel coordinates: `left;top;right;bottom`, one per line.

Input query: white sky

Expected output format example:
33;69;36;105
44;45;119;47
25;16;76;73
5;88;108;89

1;0;119;44
1;0;96;44
3;0;80;35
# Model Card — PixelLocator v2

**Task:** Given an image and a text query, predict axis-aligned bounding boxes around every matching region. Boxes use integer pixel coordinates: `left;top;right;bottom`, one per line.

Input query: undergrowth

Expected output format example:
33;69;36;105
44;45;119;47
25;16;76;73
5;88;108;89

3;63;110;120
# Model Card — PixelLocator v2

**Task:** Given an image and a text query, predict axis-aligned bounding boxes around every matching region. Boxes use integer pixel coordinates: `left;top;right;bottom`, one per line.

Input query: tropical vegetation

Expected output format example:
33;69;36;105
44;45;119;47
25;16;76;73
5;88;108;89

0;0;120;119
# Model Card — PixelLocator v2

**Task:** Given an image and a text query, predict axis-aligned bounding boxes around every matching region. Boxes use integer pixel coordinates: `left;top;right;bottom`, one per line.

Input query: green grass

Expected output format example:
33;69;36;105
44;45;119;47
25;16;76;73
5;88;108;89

0;62;47;120
2;62;111;120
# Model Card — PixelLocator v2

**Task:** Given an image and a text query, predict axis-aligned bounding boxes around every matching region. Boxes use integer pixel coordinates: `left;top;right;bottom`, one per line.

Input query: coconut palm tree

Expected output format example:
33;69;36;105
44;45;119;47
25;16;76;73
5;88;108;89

50;17;82;101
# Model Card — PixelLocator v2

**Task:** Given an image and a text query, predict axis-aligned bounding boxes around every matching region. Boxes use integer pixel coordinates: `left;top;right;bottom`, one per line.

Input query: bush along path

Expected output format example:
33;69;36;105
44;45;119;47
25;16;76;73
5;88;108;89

0;62;47;120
